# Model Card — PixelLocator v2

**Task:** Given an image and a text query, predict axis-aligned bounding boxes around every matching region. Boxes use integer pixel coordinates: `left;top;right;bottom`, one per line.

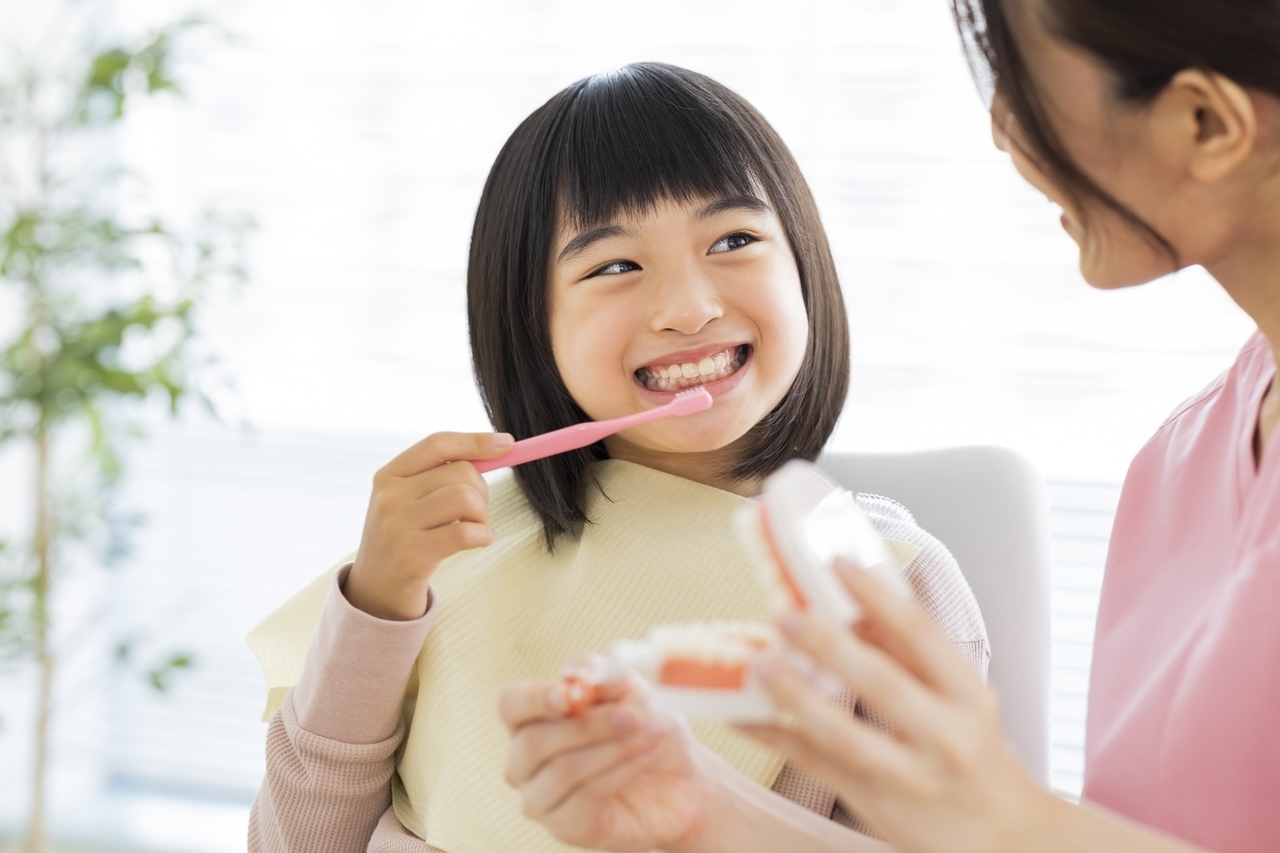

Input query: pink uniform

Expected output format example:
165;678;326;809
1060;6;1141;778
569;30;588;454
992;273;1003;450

1084;331;1280;851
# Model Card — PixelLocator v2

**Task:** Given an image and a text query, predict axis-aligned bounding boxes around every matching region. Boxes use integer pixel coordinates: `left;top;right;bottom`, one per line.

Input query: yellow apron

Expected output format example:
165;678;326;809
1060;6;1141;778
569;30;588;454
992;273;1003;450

248;459;918;853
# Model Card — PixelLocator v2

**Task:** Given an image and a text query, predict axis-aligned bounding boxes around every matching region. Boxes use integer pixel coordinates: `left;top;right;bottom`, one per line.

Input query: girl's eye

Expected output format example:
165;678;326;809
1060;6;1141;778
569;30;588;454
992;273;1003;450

709;232;756;254
588;260;640;277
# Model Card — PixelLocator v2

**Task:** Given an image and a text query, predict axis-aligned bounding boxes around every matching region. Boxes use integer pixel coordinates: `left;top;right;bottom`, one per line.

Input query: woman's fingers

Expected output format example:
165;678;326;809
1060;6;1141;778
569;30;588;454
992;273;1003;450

504;704;642;787
519;724;664;818
838;561;987;704
748;652;916;781
775;611;947;743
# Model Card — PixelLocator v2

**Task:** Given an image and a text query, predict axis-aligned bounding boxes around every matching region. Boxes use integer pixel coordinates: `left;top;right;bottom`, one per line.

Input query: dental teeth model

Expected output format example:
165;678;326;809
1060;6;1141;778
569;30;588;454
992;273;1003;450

559;461;911;722
566;622;781;723
734;460;912;626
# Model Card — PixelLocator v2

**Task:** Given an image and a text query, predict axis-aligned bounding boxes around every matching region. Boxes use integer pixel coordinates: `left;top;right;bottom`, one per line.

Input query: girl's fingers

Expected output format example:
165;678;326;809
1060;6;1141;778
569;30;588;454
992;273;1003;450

504;704;641;787
749;652;916;782
775;612;948;744
836;561;987;704
499;680;573;728
543;741;667;830
409;480;490;530
409;454;491;503
380;431;513;479
519;725;663;818
416;521;495;559
498;663;629;732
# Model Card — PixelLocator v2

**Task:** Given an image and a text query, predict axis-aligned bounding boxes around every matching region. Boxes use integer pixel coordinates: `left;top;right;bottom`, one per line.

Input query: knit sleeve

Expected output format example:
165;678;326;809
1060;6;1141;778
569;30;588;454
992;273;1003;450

248;565;436;852
857;493;991;678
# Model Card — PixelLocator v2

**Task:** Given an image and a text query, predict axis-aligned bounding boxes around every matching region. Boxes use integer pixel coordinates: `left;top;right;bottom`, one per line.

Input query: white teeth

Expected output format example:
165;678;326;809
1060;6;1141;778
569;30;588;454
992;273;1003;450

638;347;746;392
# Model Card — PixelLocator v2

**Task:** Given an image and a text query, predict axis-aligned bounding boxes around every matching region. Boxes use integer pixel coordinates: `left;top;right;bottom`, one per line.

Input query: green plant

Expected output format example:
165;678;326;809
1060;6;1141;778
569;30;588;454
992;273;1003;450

0;17;249;852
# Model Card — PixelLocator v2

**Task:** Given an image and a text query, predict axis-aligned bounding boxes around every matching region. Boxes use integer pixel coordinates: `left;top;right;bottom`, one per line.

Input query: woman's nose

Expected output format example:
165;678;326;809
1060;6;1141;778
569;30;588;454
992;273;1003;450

991;96;1013;153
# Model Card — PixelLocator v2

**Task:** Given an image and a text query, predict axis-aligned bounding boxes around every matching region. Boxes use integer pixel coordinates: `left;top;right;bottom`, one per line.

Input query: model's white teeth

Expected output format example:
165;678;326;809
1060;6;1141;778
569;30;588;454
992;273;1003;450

637;346;748;392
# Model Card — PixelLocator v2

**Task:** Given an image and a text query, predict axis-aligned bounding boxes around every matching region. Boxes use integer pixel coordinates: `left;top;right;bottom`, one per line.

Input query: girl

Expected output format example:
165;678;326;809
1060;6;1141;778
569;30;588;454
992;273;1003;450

246;62;988;853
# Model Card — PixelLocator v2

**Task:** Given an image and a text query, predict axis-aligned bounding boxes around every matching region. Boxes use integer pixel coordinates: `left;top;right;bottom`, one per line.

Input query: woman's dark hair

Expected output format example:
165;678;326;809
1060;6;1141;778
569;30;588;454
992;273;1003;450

467;62;849;549
951;0;1280;259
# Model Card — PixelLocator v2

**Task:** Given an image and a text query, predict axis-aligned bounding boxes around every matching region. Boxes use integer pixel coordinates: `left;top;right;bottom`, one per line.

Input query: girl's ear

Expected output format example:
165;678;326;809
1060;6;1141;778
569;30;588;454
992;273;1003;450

1151;69;1258;184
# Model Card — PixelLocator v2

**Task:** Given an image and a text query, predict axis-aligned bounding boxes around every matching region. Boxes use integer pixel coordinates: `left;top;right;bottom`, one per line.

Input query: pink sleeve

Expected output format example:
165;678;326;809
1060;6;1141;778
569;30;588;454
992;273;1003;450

249;565;435;853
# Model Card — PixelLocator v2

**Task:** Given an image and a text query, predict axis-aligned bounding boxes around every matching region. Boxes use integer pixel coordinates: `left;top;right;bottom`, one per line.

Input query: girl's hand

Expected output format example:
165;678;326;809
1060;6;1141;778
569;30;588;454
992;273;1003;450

499;658;725;853
740;561;1056;853
345;431;513;621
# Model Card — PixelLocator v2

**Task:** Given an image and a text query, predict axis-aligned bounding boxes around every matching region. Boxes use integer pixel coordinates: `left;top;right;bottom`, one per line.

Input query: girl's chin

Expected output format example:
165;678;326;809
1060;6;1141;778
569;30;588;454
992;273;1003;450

611;418;756;459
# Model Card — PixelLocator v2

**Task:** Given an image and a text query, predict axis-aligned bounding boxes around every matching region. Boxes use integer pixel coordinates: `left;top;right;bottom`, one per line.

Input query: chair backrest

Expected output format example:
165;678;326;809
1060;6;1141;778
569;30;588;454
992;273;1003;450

818;446;1053;786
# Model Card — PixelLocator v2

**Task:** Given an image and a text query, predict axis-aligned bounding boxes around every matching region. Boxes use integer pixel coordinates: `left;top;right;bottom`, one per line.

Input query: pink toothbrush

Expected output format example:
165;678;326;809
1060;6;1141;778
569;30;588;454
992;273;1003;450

472;387;714;474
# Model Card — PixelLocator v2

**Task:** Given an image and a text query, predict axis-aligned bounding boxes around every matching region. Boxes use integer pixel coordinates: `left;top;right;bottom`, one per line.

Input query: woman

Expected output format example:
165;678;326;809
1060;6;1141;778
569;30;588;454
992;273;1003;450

500;1;1280;851
747;0;1280;849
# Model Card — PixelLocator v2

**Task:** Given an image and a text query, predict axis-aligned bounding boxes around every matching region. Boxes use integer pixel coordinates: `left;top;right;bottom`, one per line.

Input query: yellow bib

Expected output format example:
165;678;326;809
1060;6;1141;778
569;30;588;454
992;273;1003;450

247;460;918;853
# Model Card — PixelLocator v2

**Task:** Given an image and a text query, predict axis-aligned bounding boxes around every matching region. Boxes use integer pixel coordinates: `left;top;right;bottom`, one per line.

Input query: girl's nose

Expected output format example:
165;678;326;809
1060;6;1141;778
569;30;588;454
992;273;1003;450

649;267;725;335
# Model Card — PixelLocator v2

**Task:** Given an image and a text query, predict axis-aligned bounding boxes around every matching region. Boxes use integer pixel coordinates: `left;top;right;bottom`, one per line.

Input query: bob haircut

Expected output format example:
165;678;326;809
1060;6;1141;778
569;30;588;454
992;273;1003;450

950;0;1280;264
467;62;850;549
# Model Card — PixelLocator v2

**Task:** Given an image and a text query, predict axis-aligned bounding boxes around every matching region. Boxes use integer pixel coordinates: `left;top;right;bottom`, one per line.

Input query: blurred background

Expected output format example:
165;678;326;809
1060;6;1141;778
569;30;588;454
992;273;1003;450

0;0;1256;850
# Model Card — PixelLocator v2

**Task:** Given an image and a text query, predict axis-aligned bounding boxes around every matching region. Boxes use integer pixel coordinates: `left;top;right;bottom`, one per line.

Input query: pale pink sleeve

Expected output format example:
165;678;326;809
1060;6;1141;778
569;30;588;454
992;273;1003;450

248;565;435;853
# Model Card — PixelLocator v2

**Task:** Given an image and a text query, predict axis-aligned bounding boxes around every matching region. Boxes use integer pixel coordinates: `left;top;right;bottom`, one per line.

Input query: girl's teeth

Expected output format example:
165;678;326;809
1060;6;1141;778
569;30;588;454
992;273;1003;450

641;347;745;391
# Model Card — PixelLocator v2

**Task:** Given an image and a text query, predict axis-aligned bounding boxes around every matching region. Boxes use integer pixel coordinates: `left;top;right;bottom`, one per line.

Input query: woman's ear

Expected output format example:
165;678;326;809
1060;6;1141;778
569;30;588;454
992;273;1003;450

1151;69;1258;184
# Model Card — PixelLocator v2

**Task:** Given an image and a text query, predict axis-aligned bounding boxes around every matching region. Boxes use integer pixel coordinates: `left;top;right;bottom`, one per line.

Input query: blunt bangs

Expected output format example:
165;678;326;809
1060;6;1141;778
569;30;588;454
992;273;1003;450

554;66;763;232
468;62;850;549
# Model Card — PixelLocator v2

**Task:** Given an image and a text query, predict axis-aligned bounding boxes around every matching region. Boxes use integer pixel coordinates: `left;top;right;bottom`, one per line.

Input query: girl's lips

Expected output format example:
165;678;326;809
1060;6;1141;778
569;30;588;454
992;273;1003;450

635;344;748;392
633;345;753;403
634;342;751;375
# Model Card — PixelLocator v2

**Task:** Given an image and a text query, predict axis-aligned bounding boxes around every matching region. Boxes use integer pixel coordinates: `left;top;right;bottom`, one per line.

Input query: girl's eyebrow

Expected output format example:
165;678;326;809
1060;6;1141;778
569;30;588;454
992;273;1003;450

557;224;630;263
696;194;772;219
556;195;770;264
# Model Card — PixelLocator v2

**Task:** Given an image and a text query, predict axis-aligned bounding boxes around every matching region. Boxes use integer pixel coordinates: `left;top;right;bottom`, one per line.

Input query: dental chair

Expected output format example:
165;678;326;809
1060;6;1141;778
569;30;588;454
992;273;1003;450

819;446;1053;786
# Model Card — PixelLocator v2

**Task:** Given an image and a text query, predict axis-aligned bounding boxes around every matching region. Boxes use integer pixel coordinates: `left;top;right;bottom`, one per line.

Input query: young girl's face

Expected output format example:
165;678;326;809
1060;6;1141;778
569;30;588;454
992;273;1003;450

547;194;809;476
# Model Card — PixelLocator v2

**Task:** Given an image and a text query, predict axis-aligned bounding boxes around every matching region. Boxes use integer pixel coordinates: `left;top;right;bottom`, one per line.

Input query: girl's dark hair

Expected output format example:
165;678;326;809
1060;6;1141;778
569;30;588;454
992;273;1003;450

467;62;849;549
950;0;1280;259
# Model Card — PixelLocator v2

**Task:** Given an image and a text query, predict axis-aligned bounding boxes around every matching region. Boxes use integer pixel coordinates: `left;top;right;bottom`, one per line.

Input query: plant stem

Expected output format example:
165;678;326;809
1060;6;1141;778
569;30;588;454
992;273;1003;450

23;428;53;853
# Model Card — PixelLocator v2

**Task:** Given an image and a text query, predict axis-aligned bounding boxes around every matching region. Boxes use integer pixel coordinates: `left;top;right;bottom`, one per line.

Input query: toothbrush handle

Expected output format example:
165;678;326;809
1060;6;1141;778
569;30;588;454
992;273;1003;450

471;421;614;474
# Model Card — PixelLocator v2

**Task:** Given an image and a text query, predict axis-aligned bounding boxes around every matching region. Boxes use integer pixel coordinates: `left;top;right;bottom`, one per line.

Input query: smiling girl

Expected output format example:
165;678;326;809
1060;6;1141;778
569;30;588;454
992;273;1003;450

245;63;987;853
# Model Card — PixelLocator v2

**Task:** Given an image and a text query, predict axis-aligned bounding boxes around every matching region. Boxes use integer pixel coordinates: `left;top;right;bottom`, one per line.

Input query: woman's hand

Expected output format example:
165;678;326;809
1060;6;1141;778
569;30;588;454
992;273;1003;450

345;431;513;621
499;658;726;853
740;561;1057;852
